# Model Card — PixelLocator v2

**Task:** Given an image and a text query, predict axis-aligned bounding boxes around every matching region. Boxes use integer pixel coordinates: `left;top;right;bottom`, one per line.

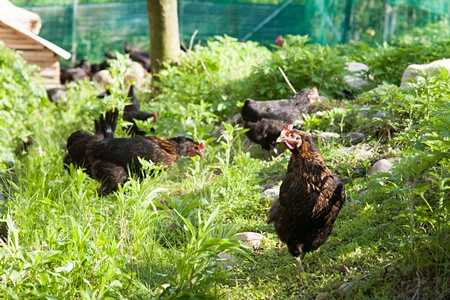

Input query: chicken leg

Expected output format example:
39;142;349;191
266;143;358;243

296;244;305;273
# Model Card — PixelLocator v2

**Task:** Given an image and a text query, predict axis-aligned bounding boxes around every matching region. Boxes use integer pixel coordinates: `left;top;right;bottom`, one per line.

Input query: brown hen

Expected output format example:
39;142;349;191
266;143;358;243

267;124;345;272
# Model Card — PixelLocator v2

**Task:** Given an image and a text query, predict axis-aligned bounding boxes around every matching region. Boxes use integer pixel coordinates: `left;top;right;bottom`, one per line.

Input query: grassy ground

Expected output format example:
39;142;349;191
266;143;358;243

1;35;450;299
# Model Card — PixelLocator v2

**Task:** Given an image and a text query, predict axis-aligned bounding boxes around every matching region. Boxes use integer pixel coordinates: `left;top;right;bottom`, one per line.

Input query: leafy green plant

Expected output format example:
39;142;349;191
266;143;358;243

364;35;450;86
159;206;252;299
243;35;353;100
302;107;349;133
153;35;272;119
216;122;248;177
0;44;48;168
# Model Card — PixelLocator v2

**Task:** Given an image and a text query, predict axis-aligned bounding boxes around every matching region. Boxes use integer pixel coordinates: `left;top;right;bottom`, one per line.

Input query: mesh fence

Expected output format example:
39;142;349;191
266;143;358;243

10;0;450;63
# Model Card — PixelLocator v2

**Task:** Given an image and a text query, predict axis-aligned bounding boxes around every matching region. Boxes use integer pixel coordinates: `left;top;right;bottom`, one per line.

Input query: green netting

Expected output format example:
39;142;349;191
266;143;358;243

10;0;450;63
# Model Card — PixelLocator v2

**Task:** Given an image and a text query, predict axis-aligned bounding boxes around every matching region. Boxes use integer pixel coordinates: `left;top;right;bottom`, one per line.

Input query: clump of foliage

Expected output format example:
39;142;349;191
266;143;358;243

243;35;354;100
153;35;272;119
340;71;450;298
0;44;49;168
153;34;358;122
362;20;450;86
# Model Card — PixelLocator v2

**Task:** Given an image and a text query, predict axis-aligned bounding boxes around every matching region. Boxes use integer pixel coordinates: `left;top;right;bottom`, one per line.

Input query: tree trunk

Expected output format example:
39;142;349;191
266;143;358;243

146;0;181;75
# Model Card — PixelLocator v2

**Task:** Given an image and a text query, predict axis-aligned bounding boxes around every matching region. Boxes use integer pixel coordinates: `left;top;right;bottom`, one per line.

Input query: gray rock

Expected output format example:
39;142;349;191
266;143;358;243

338;282;352;293
124;61;148;88
338;144;374;160
368;159;394;175
315;292;329;300
344;62;371;89
93;70;113;90
236;232;265;249
401;59;450;87
340;132;365;146
353;105;386;119
310;132;340;143
218;252;237;268
262;188;279;203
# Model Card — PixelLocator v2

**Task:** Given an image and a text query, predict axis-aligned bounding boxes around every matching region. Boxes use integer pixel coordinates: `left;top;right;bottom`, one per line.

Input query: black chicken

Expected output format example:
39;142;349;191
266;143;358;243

0;223;7;243
60;59;91;84
46;86;67;104
86;121;204;196
124;42;151;72
63;108;118;176
241;88;319;159
241;87;319;124
244;118;287;160
97;89;111;99
267;124;345;272
123;84;158;136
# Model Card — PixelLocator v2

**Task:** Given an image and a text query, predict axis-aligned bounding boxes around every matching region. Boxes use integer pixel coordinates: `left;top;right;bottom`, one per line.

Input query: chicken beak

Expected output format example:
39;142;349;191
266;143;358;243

188;150;203;158
276;136;286;144
198;142;205;157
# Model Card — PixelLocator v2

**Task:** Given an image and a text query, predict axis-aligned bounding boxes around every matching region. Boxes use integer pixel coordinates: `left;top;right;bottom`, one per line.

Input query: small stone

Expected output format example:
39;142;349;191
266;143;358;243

218;252;237;268
262;188;279;203
338;144;374;160
309;132;340;144
338;282;352;293
236;232;265;249
368;159;394;175
353;105;386;119
340;132;365;146
155;283;170;294
315;292;329;300
344;62;371;89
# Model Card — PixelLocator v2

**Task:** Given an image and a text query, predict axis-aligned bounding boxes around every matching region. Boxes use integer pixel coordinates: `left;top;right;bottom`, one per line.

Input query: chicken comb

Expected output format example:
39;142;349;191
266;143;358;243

308;87;319;103
283;124;294;131
199;142;205;151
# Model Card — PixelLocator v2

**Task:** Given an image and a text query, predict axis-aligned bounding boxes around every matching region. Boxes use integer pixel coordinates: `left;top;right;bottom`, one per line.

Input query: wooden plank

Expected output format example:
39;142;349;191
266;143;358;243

26;59;59;67
38;62;60;74
0;28;44;49
22;48;56;58
38;59;59;66
0;32;20;39
3;41;45;50
2;37;42;45
0;26;38;44
1;30;30;39
0;27;12;34
0;27;21;34
39;68;58;77
26;58;58;64
35;75;60;86
22;50;56;60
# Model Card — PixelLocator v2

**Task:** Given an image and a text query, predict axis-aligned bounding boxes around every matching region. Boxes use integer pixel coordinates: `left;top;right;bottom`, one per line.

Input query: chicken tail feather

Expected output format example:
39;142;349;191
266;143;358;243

95;108;119;139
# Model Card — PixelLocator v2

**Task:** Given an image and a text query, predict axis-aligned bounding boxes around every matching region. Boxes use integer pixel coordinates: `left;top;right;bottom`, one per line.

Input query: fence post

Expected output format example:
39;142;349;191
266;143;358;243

71;0;78;64
383;1;392;42
342;0;355;43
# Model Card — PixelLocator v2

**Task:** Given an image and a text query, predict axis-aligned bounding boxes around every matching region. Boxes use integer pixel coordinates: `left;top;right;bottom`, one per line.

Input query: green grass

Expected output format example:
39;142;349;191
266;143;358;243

1;30;450;299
